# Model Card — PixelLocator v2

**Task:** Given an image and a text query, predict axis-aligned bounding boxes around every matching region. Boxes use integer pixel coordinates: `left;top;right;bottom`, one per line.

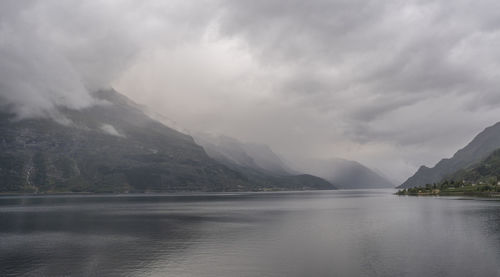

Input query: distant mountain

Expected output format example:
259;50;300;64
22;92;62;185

291;158;394;189
193;134;294;176
193;133;336;190
400;122;500;188
195;134;390;189
0;90;334;193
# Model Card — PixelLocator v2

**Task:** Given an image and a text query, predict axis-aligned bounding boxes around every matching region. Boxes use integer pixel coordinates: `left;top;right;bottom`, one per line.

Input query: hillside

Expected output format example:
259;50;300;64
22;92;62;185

0;90;334;193
397;149;500;197
400;122;500;188
448;148;500;184
193;134;336;190
296;158;394;189
193;134;293;176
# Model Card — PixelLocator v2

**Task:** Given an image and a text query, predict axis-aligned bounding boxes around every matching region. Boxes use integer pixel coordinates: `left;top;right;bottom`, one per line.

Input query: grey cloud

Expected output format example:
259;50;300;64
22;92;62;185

216;0;500;107
0;0;215;119
2;0;500;182
0;11;93;118
213;1;500;146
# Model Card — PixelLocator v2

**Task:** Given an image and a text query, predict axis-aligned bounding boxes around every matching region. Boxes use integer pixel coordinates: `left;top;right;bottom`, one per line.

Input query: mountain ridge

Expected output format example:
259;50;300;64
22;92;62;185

193;133;294;176
447;148;500;184
193;133;393;189
193;133;336;190
0;89;335;193
399;121;500;188
296;158;394;189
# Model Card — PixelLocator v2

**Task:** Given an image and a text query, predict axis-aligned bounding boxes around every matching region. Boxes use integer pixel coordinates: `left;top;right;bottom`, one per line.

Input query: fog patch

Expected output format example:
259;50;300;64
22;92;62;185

100;124;125;138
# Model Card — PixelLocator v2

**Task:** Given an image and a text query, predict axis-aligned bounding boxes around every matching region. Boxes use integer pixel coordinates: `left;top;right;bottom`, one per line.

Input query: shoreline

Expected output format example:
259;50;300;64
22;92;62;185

396;191;500;198
0;188;342;197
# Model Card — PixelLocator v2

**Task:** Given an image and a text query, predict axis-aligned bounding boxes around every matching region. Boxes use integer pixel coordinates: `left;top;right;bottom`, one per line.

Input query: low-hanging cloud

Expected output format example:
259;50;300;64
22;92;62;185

0;0;213;118
0;1;94;118
2;0;500;181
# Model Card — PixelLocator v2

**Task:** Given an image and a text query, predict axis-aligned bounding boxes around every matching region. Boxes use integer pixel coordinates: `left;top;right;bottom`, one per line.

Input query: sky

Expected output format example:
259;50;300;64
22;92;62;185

1;0;500;182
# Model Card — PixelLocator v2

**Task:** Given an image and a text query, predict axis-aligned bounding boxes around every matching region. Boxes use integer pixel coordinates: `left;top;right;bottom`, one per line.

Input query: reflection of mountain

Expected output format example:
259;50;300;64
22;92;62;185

0;90;336;193
296;158;394;189
0;195;208;276
400;122;500;188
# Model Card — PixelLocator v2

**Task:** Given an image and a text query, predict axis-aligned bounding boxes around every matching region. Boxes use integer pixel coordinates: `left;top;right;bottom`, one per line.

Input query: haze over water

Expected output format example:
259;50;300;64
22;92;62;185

1;190;499;276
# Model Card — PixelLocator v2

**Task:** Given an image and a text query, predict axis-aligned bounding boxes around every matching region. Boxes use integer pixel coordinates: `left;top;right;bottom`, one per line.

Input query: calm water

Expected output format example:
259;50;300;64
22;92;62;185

0;190;499;277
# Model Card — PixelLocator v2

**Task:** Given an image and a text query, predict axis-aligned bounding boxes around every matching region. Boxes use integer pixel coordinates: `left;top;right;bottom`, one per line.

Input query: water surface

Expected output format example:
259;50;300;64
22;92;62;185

1;190;499;276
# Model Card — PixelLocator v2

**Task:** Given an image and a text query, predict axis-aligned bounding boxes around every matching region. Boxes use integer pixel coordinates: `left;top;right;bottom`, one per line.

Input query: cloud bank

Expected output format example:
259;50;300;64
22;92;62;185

2;0;500;181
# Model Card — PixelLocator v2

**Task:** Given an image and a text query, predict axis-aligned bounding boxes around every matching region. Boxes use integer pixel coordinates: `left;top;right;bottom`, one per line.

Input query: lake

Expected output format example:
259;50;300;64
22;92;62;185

1;189;499;276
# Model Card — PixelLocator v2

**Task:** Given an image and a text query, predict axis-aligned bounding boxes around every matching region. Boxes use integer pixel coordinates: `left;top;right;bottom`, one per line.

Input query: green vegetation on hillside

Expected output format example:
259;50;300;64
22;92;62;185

399;122;500;188
398;149;500;197
396;180;500;197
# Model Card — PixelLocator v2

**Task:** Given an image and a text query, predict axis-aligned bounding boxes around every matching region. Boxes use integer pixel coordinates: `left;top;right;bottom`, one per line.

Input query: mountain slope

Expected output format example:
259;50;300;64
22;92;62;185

400;122;500;188
193;134;294;176
0;90;335;193
0;90;251;193
193;134;336;190
296;158;394;189
196;134;392;189
447;148;500;184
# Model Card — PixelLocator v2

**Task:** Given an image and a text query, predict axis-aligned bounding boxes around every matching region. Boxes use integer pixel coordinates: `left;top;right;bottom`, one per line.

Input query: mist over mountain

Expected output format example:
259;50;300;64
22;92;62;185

294;158;394;189
193;133;335;190
0;90;241;192
0;89;338;193
400;122;500;188
3;2;500;276
2;1;500;183
193;133;294;176
194;133;391;189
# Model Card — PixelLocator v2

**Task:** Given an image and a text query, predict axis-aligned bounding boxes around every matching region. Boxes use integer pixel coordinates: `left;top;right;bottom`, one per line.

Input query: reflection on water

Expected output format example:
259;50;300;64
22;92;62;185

0;190;499;276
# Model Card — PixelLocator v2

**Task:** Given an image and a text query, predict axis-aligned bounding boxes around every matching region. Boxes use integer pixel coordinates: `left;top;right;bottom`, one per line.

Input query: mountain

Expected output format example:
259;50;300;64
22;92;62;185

193;133;293;176
291;158;394;189
446;148;500;184
193;134;336;190
195;134;389;189
0;90;334;193
399;122;500;188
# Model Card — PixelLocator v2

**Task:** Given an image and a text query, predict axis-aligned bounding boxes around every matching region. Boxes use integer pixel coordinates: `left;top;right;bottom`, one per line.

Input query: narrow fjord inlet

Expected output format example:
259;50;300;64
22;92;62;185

2;1;500;276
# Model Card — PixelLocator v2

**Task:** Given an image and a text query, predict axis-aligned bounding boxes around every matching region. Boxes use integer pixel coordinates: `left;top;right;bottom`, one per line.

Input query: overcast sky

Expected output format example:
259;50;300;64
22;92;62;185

1;0;500;182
